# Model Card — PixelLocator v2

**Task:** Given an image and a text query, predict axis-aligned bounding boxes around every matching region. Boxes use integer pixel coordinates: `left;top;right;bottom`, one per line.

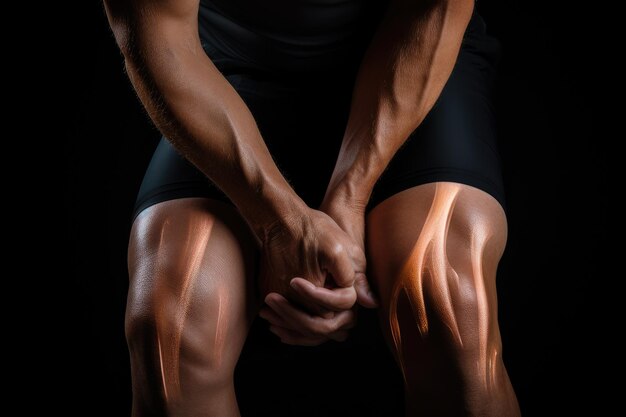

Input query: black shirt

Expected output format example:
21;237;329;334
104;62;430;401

198;0;389;74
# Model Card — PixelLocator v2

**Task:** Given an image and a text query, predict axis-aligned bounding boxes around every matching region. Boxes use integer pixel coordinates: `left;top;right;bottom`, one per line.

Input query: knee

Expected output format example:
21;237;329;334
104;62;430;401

388;257;508;410
125;269;236;397
388;214;505;345
367;183;517;412
390;263;492;350
378;184;506;346
387;230;507;406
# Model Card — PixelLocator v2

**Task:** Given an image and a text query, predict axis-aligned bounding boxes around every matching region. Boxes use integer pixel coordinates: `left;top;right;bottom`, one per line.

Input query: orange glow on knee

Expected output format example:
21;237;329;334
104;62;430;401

154;217;215;402
389;183;462;371
213;289;227;368
470;222;495;390
389;182;499;389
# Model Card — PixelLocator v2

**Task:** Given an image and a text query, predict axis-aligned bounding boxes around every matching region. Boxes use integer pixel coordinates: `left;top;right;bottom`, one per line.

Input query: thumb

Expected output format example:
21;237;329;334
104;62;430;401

354;273;378;308
321;244;356;288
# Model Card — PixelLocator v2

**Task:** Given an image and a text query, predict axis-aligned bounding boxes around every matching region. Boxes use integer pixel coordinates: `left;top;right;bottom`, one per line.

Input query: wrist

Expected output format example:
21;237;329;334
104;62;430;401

325;129;388;210
242;178;309;243
322;179;370;218
324;156;379;206
321;177;368;246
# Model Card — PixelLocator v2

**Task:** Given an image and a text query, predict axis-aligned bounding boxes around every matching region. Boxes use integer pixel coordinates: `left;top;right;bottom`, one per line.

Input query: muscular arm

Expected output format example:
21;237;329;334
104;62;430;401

103;0;305;238
105;0;377;332
263;0;475;340
325;0;475;206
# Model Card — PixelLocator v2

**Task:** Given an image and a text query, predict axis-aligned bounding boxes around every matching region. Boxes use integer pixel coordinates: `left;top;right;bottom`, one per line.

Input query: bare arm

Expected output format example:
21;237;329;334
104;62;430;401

105;0;377;335
324;0;475;208
103;0;305;238
265;0;473;340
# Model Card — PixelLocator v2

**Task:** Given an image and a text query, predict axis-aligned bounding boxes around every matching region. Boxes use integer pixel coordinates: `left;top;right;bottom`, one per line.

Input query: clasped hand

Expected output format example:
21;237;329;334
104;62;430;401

259;201;378;346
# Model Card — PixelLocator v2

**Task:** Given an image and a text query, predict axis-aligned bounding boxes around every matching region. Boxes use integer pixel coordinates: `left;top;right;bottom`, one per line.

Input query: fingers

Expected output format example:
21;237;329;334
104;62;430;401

261;306;349;345
259;305;293;329
259;307;348;346
292;294;335;319
264;293;356;340
290;277;357;311
354;273;379;308
261;307;330;345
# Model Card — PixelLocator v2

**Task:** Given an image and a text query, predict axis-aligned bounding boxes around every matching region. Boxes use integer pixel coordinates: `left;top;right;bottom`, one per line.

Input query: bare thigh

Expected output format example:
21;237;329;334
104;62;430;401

126;198;258;416
366;182;519;416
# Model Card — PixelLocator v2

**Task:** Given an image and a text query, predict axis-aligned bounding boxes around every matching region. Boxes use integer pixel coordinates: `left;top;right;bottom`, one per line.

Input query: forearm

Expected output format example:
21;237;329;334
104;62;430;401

326;0;474;206
105;2;304;238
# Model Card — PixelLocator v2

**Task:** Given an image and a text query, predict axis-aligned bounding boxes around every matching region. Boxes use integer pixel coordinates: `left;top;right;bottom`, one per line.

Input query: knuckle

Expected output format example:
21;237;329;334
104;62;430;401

350;242;363;256
330;241;346;258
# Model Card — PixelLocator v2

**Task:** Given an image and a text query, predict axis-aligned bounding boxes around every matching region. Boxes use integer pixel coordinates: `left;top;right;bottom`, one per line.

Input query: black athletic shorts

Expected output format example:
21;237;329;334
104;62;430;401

132;10;504;221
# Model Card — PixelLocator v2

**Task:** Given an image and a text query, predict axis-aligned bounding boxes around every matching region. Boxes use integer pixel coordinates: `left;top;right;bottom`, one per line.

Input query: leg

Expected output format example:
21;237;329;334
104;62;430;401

126;198;258;417
367;182;520;416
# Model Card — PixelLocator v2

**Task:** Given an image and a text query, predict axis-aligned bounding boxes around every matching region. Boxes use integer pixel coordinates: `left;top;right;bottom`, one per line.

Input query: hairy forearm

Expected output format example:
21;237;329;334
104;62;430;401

326;0;474;206
105;1;305;238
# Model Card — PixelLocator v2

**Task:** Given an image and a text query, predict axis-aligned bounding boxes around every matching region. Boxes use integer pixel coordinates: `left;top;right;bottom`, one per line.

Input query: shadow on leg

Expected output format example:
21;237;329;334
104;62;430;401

126;198;258;417
366;182;520;416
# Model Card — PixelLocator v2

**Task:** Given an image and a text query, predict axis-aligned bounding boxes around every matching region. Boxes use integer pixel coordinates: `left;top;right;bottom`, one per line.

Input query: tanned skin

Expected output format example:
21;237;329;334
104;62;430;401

105;0;521;415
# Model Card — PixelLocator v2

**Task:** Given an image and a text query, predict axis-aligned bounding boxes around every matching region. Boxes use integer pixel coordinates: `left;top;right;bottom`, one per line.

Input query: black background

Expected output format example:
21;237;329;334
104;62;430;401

65;0;612;415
